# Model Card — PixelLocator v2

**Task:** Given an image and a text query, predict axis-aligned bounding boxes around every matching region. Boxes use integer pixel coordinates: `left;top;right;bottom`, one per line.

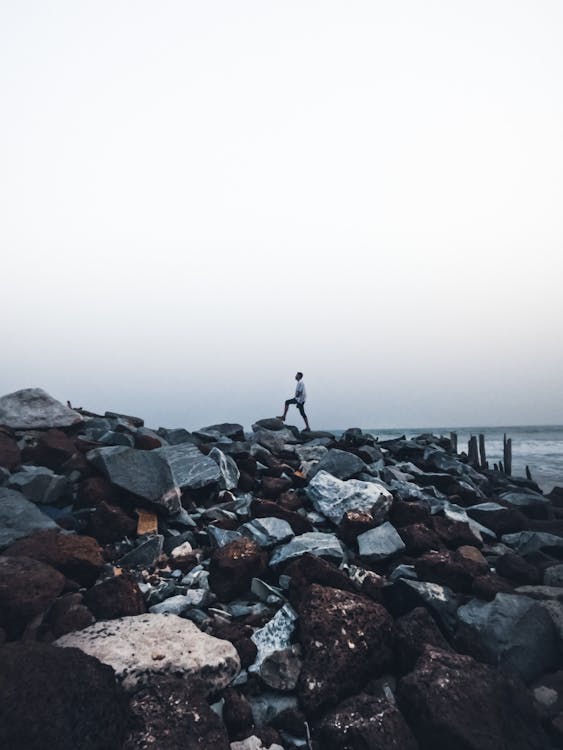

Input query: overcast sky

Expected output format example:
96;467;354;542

1;1;562;430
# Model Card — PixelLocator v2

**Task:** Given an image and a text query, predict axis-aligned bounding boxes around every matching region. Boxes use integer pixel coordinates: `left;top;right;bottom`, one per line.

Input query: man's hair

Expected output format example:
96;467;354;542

296;371;303;378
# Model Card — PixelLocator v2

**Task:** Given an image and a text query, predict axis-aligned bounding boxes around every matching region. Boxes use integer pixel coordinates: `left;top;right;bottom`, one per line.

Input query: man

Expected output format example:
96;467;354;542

278;372;310;431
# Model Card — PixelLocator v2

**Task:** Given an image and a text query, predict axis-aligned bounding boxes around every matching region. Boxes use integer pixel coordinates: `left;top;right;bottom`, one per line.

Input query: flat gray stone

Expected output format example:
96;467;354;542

7;466;67;505
55;613;240;692
241;517;294;549
357;522;406;562
269;532;345;567
149;591;212;614
0;388;83;429
0;487;58;550
306;470;393;525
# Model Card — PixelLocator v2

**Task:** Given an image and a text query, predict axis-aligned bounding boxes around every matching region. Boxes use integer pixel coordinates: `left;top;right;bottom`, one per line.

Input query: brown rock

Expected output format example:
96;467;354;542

4;529;104;587
75;476;119;509
209;539;268;601
297;584;394;714
399;523;441;556
251;498;313;535
389;500;430;528
133;434;162;450
206;620;257;668
0;430;21;470
0;641;128;750
260;476;293;499
25;429;77;470
223;687;254;737
84;573;146;620
46;592;95;637
0;555;66;639
123;676;230;750
430;515;482;548
472;573;514;600
453;545;489;576
394;606;451;675
397;646;549;750
339;510;376;544
287;553;356;610
238;471;257;492
86;501;138;545
414;550;474;593
316;693;419;750
496;552;541;585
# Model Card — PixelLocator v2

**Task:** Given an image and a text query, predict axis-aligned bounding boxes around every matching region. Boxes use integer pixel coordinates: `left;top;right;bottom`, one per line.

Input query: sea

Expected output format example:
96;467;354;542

354;425;563;494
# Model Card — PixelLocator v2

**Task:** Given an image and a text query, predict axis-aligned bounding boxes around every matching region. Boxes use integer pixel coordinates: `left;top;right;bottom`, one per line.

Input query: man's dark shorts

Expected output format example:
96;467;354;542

285;398;307;418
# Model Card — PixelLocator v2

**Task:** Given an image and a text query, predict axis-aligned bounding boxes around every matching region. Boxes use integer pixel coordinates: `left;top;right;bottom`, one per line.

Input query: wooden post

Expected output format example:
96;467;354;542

450;431;458;454
479;433;487;469
468;435;479;467
503;434;512;476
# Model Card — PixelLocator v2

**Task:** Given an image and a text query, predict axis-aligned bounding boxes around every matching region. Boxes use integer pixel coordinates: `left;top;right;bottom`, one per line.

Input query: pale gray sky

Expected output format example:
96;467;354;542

1;1;562;430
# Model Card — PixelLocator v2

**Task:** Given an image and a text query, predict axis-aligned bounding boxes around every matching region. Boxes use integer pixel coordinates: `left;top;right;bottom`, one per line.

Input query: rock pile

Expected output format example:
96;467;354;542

1;387;563;749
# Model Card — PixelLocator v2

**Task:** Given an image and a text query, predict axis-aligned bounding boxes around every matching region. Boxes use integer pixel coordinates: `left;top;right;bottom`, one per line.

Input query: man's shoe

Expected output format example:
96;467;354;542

276;416;285;421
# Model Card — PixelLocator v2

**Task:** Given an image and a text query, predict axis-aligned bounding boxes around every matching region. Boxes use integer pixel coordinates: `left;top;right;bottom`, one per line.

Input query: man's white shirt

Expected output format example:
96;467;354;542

295;380;306;404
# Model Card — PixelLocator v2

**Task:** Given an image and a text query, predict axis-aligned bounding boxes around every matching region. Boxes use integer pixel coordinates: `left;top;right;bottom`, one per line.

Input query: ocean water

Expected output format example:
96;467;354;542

360;425;563;493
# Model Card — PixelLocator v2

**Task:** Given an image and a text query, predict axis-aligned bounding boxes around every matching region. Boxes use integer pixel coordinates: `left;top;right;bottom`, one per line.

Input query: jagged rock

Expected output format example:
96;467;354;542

0;555;66;638
149;590;212;615
499;490;551;515
502;531;563;557
389;500;430;527
209;538;268;600
201;422;245;441
430;515;482;548
357;522;406;563
7;465;68;505
251;499;313;535
472;573;515;600
241;517;294;549
457;593;560;682
0;642;127;750
339;510;377;543
26;429;77;469
223;687;255;736
515;585;563;603
0;487;59;549
545;564;563;587
414;550;474;593
75;476;117;508
252;418;286;432
397;646;549;750
0;430;20;470
209;446;241;490
297;584;394;713
467;502;529;536
269;532;345;569
208;526;245;548
259;645;302;691
250;604;297;672
395;606;452;674
118;534;164;568
84;574;146;620
307;470;393;525
308;448;367;480
495;552;541;585
254;427;298;453
4;529;103;587
259;476;293;499
316;693;418;750
286;553;356;610
386;579;460;636
0;388;83;429
399;523;441;555
55;613;240;692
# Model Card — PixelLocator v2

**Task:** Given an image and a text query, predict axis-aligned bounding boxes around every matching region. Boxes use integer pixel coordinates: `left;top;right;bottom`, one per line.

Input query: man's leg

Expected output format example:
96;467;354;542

298;403;310;431
278;398;295;421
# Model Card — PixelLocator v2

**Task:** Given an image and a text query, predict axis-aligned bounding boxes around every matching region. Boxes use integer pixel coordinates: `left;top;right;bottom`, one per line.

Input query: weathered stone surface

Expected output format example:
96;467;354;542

84;574;146;620
0;430;20;470
230;737;284;750
4;529;103;587
269;532;345;568
457;593;560;683
0;555;66;638
209;538;268;600
499;490;551;514
250;604;297;673
124;676;230;750
0;642;127;750
149;591;212;615
395;606;452;674
223;687;255;736
502;531;563;557
241;517;294;549
316;693;418;750
338;509;377;543
430;514;483;548
259;645;302;692
209;446;241;490
0;388;83;429
398;646;549;750
297;584;394;713
0;487;59;550
357;522;406;563
308;448;367;480
306;470;392;525
55;613;240;692
7;465;68;505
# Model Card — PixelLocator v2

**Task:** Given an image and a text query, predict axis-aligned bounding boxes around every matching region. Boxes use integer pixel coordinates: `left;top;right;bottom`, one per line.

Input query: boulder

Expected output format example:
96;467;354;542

414;550;474;593
250;604;297;671
457;593;560;683
4;529;104;587
55;613;240;692
0;487;59;550
0;642;127;750
252;418;286;432
241;517;294;549
386;579;460;636
200;422;245;441
84;574;146;620
286;553;357;609
269;532;345;569
209;538;268;600
0;430;20;470
209;446;241;490
316;693;418;750
124;676;230;750
0;388;83;430
306;470;393;525
394;606;452;674
502;531;563;557
297;584;394;713
495;552;541;585
86;501;137;544
0;555;66;638
467;502;529;536
27;429;77;469
308;448;367;480
75;476;117;508
259;476;293;499
397;646;549;750
338;510;377;543
399;522;442;555
259;645;302;692
357;522;406;563
7;465;68;505
251;498;313;535
499;490;551;515
223;687;254;736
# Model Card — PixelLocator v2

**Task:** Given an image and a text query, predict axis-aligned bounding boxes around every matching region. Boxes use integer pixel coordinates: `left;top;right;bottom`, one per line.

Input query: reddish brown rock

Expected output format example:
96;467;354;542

397;646;549;750
496;552;541;585
45;592;95;637
123;677;230;750
25;429;77;470
316;693;419;750
86;501;138;545
133;434;161;450
260;476;293;499
394;606;452;675
297;584;394;714
209;538;268;601
206;620;257;668
0;555;66;639
339;510;376;544
399;523;441;556
472;573;514;600
251;498;313;535
430;515;482;548
84;573;146;620
453;545;489;576
389;500;430;528
0;430;21;470
287;553;356;610
0;641;128;750
223;687;254;738
414;550;474;593
4;529;104;587
75;476;119;509
238;471;256;492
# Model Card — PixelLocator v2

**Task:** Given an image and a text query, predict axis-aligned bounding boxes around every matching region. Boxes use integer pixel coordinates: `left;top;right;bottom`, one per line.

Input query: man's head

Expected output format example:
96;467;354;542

295;372;303;380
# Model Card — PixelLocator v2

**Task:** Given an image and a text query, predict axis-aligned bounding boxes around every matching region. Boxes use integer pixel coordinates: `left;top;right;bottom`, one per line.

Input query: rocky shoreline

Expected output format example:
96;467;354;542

1;387;563;749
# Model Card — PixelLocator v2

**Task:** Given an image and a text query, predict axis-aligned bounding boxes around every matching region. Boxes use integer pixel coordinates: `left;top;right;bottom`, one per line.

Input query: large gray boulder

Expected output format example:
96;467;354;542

158;443;227;491
241;517;294;549
502;531;563;557
306;470;393;525
357;521;406;563
308;449;367;480
55;613;240;692
208;447;240;490
499;490;551;512
457;593;560;683
0;388;83;430
0;487;58;550
269;532;345;567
